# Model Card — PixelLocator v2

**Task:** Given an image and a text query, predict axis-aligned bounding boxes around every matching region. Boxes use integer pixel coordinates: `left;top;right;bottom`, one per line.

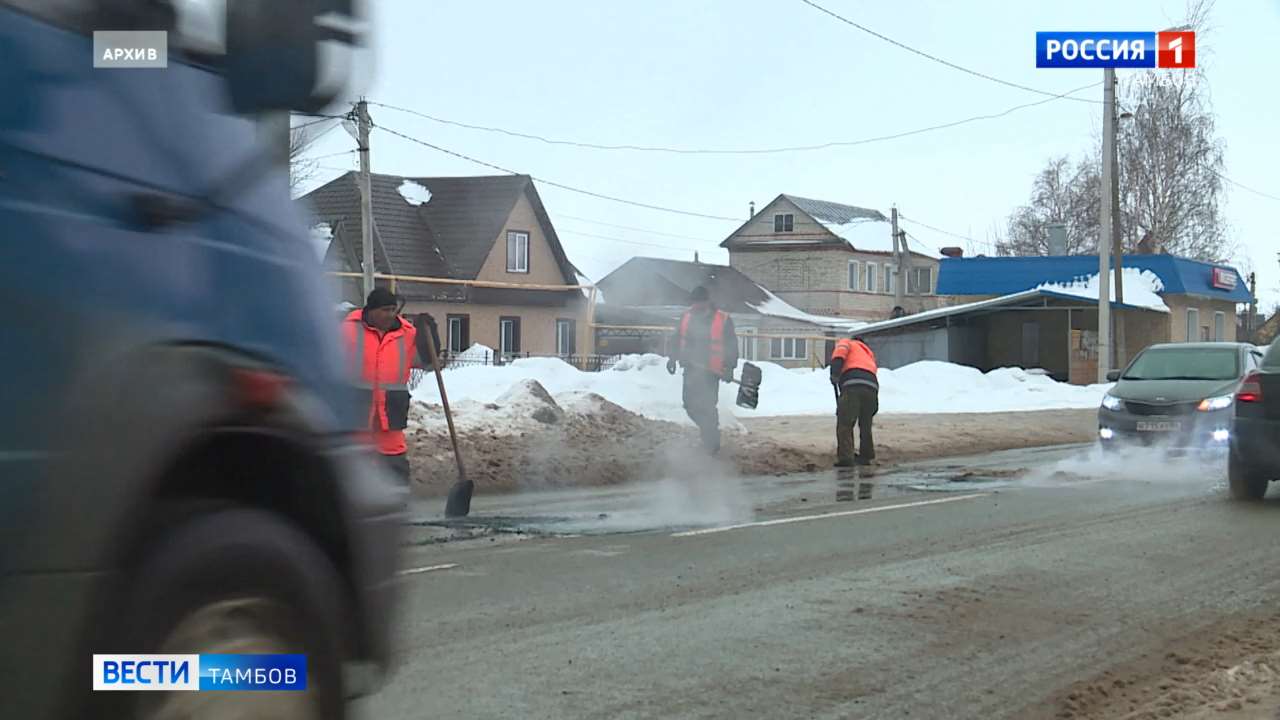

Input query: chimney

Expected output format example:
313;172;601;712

1047;223;1067;255
940;246;964;258
749;201;756;218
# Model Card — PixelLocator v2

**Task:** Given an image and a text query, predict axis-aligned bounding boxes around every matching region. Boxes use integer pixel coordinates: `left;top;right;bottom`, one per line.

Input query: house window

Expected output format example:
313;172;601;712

446;314;470;354
1214;311;1226;342
770;337;808;360
1186;308;1199;342
865;262;878;293
884;264;897;295
908;267;933;295
556;319;576;356
738;328;757;361
506;230;529;273
499;316;522;355
773;213;794;233
848;261;861;291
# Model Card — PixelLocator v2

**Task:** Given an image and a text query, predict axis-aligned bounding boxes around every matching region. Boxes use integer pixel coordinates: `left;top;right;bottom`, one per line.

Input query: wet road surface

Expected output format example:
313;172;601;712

358;444;1280;719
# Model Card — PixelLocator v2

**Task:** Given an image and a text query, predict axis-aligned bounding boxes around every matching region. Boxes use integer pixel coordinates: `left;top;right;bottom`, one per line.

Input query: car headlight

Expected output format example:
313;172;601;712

1101;394;1124;411
1197;394;1234;412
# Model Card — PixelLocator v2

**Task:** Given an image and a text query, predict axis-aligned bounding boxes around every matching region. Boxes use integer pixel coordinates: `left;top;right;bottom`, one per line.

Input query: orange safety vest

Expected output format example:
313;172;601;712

342;309;417;455
679;309;729;374
832;338;878;375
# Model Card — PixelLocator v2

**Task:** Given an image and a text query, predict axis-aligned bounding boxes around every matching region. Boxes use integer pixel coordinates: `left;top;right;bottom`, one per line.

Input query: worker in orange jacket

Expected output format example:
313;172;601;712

666;286;737;454
830;335;879;467
342;288;439;484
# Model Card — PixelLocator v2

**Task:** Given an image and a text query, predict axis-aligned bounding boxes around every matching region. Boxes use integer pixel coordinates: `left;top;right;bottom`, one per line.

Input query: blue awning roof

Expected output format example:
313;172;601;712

936;255;1252;303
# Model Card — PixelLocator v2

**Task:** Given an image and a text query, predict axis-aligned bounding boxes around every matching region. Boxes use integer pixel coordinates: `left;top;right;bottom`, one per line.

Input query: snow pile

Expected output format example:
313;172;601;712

450;343;496;363
748;287;866;331
309;222;333;261
397;179;432;206
495;380;564;425
413;354;1113;426
1036;268;1168;312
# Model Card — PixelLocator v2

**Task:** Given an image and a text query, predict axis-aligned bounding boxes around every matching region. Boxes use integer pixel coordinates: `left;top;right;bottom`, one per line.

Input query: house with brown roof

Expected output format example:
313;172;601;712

300;172;592;360
721;194;945;322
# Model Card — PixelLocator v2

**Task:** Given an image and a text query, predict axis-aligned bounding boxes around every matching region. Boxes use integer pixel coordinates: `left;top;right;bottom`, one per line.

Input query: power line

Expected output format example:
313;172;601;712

374;124;740;222
798;0;1102;105
290;115;341;131
554;214;716;242
309;149;358;162
558;228;713;253
897;213;979;244
1214;170;1280;203
369;84;1099;156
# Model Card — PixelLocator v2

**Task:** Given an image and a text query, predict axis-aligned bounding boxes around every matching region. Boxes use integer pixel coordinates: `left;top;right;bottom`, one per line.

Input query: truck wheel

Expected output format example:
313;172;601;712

115;509;347;720
1228;453;1268;501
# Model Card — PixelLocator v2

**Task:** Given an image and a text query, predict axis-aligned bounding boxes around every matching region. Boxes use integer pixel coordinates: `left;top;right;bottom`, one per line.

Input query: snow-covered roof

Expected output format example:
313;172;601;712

396;179;432;206
309;222;333;261
818;218;939;258
747;288;867;332
1035;268;1169;312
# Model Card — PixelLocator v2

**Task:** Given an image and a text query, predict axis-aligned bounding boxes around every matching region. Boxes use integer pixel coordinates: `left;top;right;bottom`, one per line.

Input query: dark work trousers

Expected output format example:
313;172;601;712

836;385;878;463
381;452;411;485
682;369;722;453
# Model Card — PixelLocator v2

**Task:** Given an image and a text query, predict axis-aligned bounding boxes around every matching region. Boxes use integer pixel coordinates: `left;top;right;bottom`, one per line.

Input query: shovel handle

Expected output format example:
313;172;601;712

423;326;466;482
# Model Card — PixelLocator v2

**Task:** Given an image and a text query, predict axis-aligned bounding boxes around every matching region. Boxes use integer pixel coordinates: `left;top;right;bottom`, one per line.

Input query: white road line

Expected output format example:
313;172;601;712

670;493;989;538
398;563;459;576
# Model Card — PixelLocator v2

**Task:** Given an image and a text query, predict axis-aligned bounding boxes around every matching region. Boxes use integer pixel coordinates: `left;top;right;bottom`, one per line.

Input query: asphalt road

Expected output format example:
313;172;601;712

358;445;1280;719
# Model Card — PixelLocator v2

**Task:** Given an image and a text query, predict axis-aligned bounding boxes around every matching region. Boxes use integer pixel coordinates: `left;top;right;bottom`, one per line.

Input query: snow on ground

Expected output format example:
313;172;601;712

309;222;332;261
748;288;866;332
1037;267;1169;312
412;353;1113;431
397;179;432;206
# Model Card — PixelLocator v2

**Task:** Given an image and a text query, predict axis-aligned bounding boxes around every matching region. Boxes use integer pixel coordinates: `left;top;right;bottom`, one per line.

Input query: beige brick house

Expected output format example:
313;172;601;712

721;194;944;322
301;173;591;360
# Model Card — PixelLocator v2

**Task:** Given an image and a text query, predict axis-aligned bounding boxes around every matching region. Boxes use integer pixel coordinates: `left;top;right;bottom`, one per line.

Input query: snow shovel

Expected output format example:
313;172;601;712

682;360;761;410
418;322;472;517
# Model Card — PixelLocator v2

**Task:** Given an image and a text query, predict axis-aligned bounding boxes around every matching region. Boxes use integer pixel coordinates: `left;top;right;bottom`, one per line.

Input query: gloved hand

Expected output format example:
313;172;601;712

666;358;677;375
721;368;734;384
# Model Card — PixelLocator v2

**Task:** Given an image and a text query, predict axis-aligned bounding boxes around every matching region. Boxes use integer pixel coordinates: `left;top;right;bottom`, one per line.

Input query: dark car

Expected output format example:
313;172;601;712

1098;342;1266;453
1228;338;1280;500
1;3;404;719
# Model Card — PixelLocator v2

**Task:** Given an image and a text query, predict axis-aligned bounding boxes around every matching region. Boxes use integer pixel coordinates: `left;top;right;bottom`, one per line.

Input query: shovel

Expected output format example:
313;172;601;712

681;360;762;410
417;321;472;517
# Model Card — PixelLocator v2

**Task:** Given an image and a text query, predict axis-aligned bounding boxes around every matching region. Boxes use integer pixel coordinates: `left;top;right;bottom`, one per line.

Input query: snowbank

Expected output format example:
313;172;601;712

1037;268;1168;312
397;179;432;206
413;353;1112;424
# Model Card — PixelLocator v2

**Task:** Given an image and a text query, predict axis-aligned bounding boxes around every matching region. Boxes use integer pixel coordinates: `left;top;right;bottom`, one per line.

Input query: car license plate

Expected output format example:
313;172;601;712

1137;421;1181;432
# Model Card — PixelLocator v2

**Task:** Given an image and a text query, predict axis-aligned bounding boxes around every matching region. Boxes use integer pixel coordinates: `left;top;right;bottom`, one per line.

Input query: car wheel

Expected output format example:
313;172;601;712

1228;453;1268;501
109;508;347;720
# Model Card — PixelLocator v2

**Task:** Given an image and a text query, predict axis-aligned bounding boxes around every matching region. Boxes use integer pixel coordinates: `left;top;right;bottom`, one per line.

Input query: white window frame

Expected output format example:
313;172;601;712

506;230;530;273
1186;308;1199;342
1214;311;1226;342
773;213;794;232
865;262;879;294
885;264;898;295
738;328;757;361
770;336;808;360
556;319;575;356
447;316;466;353
909;266;934;295
500;318;520;355
848;261;861;291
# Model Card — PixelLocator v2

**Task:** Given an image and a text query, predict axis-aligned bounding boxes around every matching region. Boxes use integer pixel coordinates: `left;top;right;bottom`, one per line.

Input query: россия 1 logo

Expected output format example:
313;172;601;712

1036;31;1195;69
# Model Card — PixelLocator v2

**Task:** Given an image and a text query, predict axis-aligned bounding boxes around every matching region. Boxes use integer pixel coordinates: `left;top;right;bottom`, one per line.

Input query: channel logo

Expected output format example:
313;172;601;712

1036;31;1195;69
93;654;307;692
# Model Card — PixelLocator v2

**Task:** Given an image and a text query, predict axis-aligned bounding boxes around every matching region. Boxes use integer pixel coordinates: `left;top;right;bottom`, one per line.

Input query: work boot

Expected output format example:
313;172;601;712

834;458;856;468
854;455;873;467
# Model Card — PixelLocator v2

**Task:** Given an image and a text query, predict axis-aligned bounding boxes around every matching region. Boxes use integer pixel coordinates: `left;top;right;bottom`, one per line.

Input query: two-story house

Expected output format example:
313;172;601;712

720;194;942;322
300;173;592;360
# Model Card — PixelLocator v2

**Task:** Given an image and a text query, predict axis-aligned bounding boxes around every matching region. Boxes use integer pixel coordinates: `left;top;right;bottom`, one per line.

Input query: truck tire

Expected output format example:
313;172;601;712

1228;453;1268;501
110;508;347;720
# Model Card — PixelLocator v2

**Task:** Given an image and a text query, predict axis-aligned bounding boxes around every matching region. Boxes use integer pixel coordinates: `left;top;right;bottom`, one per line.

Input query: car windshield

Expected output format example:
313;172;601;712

1122;347;1240;381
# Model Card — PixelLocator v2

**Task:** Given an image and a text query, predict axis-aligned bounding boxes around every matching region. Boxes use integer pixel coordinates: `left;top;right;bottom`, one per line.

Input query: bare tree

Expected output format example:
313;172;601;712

289;125;319;192
995;156;1100;256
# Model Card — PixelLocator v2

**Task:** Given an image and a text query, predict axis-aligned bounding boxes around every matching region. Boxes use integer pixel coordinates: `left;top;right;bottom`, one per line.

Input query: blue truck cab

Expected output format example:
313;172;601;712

0;2;405;718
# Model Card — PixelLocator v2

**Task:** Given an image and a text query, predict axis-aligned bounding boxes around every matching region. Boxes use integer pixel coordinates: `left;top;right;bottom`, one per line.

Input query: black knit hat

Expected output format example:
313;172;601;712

690;286;709;302
365;288;399;310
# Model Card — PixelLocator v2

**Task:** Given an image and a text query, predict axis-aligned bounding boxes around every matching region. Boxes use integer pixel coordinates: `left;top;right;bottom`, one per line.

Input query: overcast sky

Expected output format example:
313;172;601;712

298;0;1279;310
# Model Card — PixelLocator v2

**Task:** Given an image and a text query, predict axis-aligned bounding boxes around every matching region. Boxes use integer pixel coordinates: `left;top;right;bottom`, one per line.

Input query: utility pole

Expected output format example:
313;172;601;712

1248;272;1258;340
1097;68;1115;383
356;99;374;299
891;206;905;308
1111;78;1125;369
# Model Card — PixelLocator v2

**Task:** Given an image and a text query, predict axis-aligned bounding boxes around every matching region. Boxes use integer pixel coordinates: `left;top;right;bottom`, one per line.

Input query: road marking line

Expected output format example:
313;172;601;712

399;563;459;576
670;493;989;537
